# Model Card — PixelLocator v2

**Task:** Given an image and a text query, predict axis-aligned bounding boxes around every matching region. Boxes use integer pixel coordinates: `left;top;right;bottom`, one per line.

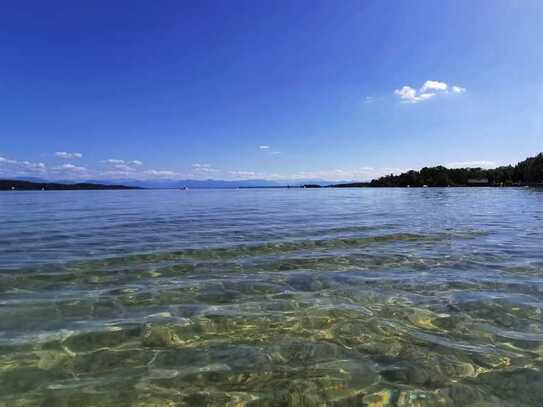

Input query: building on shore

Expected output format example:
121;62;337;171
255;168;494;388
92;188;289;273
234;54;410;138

467;178;490;186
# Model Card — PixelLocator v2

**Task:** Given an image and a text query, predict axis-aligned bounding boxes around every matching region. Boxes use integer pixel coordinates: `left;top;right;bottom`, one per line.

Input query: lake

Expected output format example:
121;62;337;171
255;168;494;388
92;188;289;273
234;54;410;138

1;188;543;406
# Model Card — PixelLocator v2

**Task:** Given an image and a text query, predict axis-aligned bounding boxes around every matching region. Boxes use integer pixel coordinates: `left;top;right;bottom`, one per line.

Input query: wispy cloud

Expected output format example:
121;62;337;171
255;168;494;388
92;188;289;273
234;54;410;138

55;151;83;159
451;85;466;94
221;166;407;182
113;164;136;171
53;163;87;172
0;154;406;182
394;80;466;104
271;167;404;182
0;152;453;183
104;159;143;165
0;156;47;174
364;96;376;104
445;160;497;169
259;145;281;156
0;152;418;183
192;163;217;173
0;156;18;166
228;170;258;178
144;169;178;177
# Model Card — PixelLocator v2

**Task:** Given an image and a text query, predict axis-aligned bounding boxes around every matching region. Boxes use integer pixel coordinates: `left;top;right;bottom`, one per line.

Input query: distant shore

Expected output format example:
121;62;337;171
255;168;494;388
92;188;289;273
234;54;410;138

0;180;141;191
2;152;541;191
3;179;542;191
325;182;543;188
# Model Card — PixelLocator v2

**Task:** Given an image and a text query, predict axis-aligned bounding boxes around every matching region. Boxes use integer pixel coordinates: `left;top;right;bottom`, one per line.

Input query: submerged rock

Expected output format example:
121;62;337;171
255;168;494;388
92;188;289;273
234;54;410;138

362;389;397;407
131;398;177;407
142;324;190;348
476;368;543;405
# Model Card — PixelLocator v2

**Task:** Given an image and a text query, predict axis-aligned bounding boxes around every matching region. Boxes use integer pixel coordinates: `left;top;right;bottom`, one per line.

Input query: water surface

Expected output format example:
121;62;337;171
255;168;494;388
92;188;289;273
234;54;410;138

1;188;543;406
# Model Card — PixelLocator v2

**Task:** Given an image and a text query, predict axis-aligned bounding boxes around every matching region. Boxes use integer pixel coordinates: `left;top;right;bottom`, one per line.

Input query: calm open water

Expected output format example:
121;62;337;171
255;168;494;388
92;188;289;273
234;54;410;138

1;188;543;406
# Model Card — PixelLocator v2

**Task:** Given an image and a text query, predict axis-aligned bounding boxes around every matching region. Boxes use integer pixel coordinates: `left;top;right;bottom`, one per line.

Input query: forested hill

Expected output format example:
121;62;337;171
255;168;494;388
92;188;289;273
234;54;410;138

368;153;543;187
0;180;140;191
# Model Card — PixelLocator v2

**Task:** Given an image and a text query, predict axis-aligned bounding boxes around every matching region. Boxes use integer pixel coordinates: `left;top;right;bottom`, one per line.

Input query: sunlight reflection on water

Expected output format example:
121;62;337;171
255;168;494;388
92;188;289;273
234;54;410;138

1;188;542;406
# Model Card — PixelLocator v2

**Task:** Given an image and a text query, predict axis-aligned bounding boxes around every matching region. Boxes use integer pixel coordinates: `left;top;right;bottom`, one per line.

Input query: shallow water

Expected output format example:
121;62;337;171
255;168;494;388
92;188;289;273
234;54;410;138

1;188;543;406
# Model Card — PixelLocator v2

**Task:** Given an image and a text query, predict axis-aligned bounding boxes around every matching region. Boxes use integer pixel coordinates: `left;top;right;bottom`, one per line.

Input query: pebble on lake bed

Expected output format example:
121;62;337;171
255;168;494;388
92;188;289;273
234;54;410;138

363;389;396;407
142;324;194;348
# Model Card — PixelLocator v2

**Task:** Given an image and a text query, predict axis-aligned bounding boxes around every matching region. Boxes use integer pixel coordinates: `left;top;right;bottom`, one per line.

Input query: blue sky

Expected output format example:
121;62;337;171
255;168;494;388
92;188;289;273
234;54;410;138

1;0;542;181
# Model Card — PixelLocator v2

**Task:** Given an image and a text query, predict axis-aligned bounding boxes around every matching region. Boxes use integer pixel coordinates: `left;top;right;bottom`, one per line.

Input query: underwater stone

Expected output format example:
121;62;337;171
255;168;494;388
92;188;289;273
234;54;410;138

362;389;397;407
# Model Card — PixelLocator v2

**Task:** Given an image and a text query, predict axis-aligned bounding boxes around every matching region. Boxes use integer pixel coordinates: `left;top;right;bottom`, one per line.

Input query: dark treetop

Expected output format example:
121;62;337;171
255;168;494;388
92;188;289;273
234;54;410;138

332;153;543;188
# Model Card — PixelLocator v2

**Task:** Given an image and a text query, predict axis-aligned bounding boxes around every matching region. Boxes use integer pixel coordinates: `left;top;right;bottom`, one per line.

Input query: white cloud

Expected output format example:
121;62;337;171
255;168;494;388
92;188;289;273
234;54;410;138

54;163;86;172
420;80;448;92
0;156;16;165
259;145;282;156
20;161;46;170
114;164;136;171
394;86;435;103
0;153;414;183
0;156;47;173
445;160;496;169
144;169;178;177
417;93;435;102
192;163;217;174
273;167;386;182
104;159;142;166
394;86;417;102
228;170;258;178
364;96;375;104
221;166;408;182
394;80;466;103
452;85;466;94
55;152;82;159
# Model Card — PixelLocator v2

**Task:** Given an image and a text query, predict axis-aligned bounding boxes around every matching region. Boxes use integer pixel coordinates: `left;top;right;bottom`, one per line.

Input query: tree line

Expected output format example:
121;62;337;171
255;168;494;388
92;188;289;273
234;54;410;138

368;153;543;187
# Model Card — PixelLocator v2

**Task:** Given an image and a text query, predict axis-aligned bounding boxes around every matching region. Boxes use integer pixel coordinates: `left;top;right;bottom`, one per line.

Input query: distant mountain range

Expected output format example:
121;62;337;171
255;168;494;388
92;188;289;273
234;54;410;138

9;177;342;189
5;153;542;190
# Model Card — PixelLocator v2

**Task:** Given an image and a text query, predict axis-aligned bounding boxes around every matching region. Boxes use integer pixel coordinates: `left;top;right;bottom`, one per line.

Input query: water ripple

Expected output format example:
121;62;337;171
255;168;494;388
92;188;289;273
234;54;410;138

0;188;542;405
